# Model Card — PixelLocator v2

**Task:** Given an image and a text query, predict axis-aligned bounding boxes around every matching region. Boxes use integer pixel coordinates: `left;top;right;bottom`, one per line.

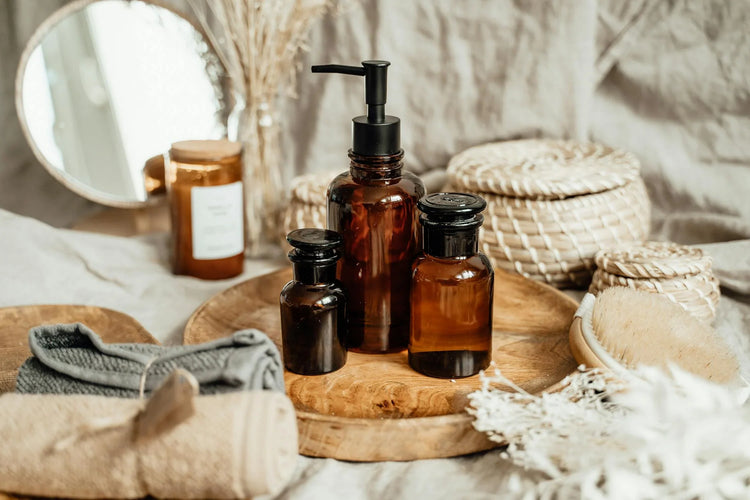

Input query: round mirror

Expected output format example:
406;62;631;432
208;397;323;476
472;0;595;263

15;0;226;207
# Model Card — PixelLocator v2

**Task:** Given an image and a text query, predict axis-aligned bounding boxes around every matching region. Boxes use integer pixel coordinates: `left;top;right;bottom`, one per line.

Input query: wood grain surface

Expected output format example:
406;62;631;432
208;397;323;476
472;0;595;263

0;304;159;393
184;267;579;461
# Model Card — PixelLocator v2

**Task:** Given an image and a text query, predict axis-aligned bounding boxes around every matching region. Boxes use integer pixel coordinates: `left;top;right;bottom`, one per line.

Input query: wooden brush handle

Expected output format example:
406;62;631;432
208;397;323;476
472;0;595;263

568;317;607;370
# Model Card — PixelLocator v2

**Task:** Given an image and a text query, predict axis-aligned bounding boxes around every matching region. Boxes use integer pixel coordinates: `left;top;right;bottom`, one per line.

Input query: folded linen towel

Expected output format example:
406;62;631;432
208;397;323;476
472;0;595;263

16;323;284;396
0;390;298;498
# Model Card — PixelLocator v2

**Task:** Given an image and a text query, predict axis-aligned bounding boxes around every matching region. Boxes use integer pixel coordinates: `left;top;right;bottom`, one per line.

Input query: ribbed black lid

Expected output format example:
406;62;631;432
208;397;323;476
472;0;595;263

419;193;486;257
286;228;342;264
418;193;487;227
312;60;400;156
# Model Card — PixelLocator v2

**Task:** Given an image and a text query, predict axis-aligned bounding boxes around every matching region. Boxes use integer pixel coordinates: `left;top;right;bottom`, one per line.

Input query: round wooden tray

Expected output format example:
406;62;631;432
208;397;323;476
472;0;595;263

184;267;578;462
0;305;159;393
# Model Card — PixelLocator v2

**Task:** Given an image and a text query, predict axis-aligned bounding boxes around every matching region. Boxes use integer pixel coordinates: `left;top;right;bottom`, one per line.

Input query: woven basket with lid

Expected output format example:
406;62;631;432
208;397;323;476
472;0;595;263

446;139;651;288
279;171;339;245
589;241;720;322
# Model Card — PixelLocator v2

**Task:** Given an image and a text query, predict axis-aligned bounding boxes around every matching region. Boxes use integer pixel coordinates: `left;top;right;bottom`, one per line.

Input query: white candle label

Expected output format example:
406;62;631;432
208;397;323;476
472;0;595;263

190;181;244;260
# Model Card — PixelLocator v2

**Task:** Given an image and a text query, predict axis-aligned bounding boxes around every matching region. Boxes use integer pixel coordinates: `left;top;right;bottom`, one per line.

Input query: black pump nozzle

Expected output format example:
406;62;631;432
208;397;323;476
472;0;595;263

312;61;389;123
312;60;400;156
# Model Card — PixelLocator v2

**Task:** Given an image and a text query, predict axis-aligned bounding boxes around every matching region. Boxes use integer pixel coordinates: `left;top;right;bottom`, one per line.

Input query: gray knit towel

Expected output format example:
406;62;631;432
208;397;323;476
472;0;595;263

15;323;285;397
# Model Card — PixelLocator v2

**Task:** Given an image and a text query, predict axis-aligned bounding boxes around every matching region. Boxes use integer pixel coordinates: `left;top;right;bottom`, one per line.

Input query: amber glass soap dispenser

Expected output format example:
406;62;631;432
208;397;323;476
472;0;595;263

280;228;347;375
409;193;494;378
312;60;425;354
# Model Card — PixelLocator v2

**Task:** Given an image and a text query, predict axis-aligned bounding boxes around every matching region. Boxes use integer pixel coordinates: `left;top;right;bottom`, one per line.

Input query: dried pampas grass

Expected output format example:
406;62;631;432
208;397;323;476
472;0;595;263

188;0;333;255
468;365;750;499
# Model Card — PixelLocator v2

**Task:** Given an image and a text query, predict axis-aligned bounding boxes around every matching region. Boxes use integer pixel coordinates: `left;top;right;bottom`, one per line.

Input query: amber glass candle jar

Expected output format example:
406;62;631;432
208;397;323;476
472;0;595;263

166;140;245;279
409;193;494;378
143;154;167;196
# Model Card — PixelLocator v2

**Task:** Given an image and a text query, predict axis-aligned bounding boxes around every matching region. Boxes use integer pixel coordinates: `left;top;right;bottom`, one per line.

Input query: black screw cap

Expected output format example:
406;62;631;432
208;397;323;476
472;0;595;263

418;193;487;223
286;228;343;264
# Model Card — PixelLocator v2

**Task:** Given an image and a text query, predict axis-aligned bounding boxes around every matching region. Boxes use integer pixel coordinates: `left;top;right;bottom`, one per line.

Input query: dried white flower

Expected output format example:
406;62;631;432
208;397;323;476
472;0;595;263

468;366;750;499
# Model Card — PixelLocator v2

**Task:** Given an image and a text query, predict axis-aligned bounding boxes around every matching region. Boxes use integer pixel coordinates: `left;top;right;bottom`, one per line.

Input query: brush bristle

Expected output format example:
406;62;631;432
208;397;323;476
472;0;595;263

591;287;739;383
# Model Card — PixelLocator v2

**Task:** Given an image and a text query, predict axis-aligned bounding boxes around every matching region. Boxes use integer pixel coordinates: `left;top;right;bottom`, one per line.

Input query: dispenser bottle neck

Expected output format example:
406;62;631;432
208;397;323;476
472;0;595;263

292;261;338;285
349;150;404;181
423;226;480;258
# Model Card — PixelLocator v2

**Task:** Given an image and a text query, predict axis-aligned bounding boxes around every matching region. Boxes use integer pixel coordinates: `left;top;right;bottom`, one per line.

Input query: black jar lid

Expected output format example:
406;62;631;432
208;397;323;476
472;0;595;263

418;192;486;228
286;228;342;264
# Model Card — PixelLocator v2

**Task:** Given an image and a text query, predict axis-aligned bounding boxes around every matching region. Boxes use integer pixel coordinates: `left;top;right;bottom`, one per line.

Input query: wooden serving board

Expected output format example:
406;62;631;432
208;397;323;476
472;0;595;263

184;267;579;462
0;305;159;393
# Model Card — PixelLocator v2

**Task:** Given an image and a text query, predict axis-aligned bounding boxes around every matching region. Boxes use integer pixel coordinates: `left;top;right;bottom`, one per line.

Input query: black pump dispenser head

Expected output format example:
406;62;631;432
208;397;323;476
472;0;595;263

312;60;400;156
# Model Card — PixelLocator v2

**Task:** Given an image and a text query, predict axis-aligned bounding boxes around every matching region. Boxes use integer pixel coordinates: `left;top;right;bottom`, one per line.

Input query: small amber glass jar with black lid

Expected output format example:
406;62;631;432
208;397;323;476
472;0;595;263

280;228;347;375
409;193;494;378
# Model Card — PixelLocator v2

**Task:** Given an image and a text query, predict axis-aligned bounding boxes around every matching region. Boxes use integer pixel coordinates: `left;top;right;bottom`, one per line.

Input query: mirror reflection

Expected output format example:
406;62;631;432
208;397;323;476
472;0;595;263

19;0;225;205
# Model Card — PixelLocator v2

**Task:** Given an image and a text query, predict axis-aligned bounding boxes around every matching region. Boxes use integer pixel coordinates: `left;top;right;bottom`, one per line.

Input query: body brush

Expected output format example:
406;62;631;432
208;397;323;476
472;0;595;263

569;287;739;383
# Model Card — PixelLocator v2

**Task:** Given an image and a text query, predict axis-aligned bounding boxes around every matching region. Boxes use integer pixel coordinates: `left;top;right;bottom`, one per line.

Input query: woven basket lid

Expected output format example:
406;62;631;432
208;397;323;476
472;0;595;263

595;241;713;279
290;170;340;206
447;139;641;199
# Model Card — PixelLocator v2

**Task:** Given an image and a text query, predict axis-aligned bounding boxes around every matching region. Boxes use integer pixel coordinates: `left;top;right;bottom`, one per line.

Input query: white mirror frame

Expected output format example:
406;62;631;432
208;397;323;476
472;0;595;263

14;0;221;208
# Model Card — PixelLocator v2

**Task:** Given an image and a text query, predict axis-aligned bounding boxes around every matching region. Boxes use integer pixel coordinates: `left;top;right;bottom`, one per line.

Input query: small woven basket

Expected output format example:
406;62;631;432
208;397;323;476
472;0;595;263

446;139;651;288
589;241;720;322
279;171;338;245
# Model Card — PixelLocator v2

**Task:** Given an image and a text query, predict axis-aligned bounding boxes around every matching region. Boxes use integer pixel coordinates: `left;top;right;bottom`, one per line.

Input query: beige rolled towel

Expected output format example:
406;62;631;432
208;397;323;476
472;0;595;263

0;390;298;499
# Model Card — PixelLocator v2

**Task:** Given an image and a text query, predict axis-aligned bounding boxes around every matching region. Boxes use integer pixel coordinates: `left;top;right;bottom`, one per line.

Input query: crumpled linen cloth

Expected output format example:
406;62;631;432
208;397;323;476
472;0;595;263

15;323;285;396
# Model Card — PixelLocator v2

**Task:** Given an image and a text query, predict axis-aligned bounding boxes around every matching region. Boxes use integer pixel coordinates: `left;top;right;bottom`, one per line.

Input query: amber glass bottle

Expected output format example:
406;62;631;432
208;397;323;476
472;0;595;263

280;228;347;375
328;151;424;353
409;193;494;378
314;60;425;353
166;140;244;280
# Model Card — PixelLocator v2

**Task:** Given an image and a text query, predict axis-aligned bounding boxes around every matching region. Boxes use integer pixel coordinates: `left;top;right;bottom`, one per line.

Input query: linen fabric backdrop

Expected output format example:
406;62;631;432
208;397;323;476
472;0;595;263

1;0;750;498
